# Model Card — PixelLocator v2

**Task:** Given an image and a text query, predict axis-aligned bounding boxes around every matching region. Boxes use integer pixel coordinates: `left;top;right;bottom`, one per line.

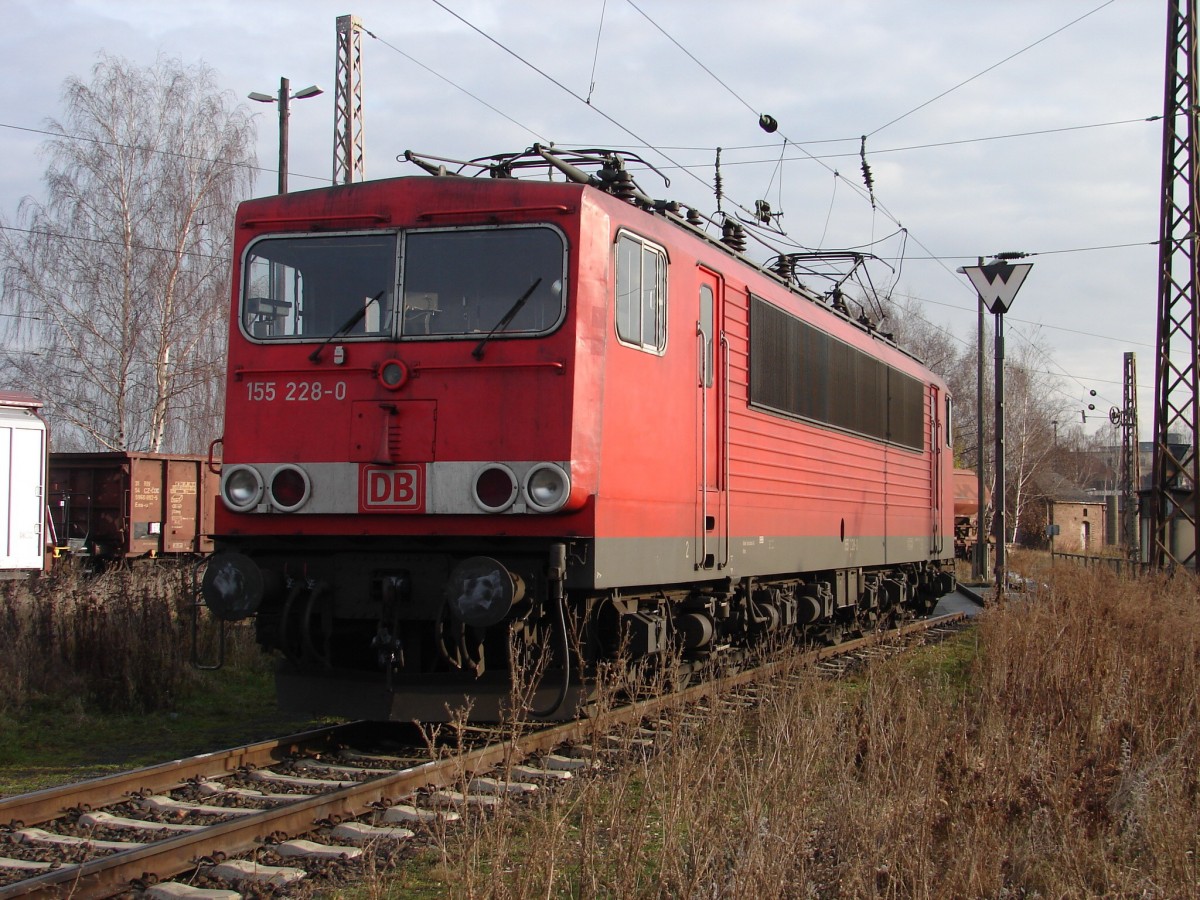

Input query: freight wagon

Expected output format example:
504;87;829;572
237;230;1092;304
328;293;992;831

953;468;988;561
48;453;217;561
0;392;47;572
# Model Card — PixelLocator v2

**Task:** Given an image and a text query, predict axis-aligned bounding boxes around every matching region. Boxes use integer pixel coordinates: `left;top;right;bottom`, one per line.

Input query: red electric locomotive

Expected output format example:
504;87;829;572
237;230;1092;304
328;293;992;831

202;146;956;721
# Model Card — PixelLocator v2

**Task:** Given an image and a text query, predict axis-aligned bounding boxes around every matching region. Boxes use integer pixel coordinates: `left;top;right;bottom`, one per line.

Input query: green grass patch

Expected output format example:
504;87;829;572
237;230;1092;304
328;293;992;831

0;663;322;797
900;625;979;696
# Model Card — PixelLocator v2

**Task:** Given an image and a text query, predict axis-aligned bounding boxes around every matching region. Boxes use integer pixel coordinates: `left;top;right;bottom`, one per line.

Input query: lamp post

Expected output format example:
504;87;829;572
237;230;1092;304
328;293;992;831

249;77;323;195
959;256;1032;601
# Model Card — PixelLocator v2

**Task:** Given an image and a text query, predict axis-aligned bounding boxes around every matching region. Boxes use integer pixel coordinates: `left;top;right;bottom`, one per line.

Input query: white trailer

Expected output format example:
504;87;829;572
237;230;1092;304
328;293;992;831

0;393;47;571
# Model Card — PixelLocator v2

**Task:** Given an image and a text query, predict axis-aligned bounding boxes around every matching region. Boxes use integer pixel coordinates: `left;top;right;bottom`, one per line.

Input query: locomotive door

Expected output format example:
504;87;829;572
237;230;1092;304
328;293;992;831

696;268;726;570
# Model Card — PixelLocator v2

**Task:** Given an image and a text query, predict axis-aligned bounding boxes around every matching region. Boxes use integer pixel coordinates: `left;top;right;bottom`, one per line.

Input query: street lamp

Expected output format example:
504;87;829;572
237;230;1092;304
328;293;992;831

958;256;1033;601
249;77;323;195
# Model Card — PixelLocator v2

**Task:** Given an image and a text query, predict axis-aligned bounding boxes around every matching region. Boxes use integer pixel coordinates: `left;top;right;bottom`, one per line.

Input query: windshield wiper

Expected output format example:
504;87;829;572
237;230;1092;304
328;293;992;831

309;290;386;362
472;278;542;360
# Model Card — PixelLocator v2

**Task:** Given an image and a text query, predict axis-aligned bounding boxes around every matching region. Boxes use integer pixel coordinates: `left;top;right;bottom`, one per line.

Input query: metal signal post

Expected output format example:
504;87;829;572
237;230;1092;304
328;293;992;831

959;259;1032;599
1113;353;1141;563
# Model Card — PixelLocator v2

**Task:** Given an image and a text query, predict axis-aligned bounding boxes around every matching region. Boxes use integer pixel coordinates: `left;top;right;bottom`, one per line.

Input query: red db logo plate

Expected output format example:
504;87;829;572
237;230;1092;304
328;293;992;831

360;465;425;513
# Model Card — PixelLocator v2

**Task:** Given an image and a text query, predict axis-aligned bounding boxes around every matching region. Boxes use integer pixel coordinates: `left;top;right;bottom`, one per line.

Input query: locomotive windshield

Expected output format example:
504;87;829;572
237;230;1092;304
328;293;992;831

240;226;566;343
399;227;565;337
243;234;396;339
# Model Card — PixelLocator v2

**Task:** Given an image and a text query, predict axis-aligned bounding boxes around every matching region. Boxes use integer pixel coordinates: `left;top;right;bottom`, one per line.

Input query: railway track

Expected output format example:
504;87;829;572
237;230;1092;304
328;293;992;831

0;611;967;899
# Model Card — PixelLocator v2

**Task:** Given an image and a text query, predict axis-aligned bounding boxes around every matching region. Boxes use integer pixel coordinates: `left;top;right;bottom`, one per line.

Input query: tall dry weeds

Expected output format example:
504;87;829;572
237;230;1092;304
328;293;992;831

0;562;258;715
434;564;1200;898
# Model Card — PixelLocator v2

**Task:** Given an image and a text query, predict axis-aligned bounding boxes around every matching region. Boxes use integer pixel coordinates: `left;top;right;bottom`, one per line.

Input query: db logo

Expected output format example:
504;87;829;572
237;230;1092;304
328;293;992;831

360;465;425;512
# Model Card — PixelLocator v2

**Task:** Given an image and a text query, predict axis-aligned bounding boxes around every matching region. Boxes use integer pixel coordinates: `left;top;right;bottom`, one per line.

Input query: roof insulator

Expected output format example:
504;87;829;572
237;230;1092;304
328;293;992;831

611;169;637;202
721;220;746;253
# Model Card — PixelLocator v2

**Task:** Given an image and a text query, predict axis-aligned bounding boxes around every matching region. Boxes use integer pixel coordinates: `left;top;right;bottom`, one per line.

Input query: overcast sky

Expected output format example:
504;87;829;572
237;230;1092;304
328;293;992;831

0;0;1165;438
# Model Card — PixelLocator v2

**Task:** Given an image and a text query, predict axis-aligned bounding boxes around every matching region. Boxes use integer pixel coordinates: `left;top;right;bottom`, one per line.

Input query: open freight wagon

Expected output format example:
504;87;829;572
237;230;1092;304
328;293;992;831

48;453;217;560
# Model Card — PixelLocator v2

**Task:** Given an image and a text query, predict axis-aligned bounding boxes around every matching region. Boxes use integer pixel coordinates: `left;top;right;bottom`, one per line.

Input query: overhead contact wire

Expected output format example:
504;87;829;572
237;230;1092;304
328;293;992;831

586;0;608;105
359;24;552;144
623;0;760;118
423;0;1134;414
867;0;1118;136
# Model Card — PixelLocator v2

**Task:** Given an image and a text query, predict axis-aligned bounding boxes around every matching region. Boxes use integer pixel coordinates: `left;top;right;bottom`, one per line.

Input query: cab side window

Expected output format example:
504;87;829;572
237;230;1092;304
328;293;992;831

615;232;667;353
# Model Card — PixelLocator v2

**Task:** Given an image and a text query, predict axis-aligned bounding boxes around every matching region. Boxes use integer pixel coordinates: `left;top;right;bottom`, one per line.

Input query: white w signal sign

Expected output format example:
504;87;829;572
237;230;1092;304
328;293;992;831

961;262;1032;314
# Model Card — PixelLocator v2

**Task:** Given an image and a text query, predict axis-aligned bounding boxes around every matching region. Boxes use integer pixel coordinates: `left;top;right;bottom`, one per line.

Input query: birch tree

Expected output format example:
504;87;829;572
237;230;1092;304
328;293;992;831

0;55;256;452
881;292;974;462
881;292;964;386
1004;349;1063;544
885;296;1073;549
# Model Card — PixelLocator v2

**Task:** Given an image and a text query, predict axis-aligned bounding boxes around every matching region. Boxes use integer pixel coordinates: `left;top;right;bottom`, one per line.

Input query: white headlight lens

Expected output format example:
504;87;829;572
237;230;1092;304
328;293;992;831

222;465;263;511
524;463;570;513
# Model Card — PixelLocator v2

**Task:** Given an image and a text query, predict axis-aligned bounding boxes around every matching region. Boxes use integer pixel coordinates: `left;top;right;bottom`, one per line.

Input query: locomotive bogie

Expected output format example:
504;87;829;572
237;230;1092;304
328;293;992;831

204;161;956;722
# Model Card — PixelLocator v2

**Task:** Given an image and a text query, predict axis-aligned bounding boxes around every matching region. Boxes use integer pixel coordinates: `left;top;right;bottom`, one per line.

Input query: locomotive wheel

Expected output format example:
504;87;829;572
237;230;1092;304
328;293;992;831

909;594;937;617
868;606;898;632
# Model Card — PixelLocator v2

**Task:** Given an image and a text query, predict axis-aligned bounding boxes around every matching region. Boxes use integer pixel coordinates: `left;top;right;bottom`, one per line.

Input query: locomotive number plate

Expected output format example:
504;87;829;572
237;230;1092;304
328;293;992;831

360;464;425;513
245;380;348;402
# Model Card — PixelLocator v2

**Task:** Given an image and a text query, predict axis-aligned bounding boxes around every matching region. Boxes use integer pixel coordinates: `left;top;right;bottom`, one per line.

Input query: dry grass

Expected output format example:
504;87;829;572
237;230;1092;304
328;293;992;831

0;561;259;715
7;560;1196;895
413;564;1200;898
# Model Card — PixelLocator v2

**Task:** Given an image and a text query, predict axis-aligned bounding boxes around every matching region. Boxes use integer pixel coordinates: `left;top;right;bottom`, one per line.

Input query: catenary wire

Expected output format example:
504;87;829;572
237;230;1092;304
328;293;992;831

623;0;760;119
0;121;327;186
424;0;756;210
867;0;1119;137
586;0;608;105
606;0;1143;410
357;25;552;144
0;223;229;262
2;7;1147;430
561;113;1165;154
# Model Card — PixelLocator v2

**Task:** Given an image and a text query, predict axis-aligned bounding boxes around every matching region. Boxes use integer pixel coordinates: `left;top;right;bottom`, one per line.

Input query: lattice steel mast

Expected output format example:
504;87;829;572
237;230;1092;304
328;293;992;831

333;14;365;185
1151;0;1200;568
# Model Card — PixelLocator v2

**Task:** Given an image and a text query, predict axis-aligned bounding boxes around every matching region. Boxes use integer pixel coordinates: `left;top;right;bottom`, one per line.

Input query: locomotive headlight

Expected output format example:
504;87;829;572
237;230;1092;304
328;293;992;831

378;358;409;391
221;465;264;512
523;463;571;513
473;464;519;513
268;465;311;512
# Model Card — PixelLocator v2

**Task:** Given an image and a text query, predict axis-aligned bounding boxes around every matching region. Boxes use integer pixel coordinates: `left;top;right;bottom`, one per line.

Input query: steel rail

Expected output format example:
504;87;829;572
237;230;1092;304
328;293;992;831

1;612;965;899
0;724;352;829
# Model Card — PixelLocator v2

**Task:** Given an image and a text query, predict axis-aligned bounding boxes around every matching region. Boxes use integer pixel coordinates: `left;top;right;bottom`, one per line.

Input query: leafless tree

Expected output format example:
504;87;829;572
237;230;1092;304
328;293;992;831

885;295;1077;549
881;292;975;464
1003;336;1069;545
880;292;965;383
0;55;256;452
